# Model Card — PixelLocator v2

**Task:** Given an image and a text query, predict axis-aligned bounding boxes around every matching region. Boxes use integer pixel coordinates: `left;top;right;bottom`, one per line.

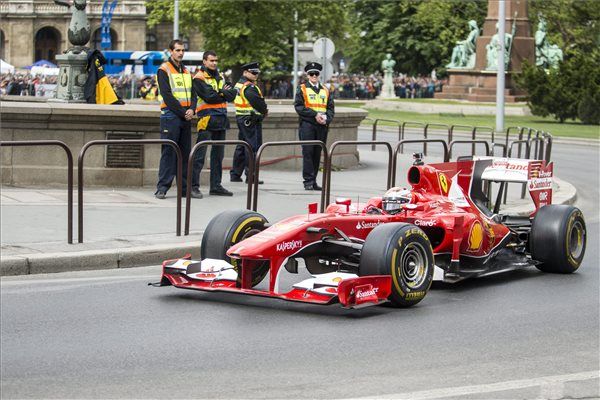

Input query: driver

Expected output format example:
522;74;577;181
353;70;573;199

382;187;412;214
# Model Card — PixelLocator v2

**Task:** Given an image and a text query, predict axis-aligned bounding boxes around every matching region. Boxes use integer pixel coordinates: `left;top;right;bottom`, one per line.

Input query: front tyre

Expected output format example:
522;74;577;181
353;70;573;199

530;205;586;273
201;210;270;286
359;223;434;307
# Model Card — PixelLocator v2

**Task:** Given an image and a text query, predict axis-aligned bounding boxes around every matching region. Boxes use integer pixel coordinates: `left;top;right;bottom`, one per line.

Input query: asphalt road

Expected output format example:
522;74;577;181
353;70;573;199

1;135;599;399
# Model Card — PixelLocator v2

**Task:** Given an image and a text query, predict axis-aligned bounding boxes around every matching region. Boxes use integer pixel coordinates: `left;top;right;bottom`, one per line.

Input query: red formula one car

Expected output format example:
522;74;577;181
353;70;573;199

154;155;587;309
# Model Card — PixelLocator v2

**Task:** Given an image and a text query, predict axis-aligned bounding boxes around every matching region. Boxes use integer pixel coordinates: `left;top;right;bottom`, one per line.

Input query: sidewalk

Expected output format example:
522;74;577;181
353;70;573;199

0;150;577;276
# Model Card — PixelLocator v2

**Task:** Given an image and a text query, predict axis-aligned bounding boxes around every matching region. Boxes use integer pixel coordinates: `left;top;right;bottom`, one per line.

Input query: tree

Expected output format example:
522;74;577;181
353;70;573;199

146;0;352;79
346;0;486;75
516;0;600;124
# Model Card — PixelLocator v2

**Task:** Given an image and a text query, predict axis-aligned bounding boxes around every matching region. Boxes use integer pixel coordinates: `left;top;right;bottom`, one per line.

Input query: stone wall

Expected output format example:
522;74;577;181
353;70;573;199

0;102;366;187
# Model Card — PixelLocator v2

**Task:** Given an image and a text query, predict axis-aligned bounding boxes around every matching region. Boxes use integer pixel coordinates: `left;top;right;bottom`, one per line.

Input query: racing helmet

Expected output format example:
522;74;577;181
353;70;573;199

382;187;412;214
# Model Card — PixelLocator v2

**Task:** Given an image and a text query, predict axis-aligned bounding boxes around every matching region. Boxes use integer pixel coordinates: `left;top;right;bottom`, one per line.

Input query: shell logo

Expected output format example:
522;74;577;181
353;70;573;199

468;221;484;251
332;277;343;283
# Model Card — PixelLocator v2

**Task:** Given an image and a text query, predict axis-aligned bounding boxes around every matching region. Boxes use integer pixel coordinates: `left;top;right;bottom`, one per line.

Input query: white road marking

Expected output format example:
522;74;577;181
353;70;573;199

344;370;599;400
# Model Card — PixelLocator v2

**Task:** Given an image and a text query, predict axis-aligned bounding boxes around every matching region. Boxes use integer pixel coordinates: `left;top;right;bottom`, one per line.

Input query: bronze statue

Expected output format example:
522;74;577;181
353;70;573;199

54;0;90;48
447;20;480;69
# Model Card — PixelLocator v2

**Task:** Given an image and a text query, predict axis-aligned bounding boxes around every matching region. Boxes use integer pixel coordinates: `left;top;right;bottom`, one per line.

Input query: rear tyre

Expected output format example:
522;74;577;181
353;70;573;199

201;210;270;286
530;205;586;273
359;223;434;307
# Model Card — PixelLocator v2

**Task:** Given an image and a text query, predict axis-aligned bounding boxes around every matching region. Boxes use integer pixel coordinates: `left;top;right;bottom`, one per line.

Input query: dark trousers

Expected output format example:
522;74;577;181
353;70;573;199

192;129;226;190
156;110;191;194
231;119;262;179
299;120;328;185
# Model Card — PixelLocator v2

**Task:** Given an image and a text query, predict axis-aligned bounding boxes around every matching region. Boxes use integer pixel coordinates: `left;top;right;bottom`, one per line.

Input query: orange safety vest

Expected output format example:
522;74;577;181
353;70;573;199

194;70;227;117
234;81;263;116
300;83;329;113
158;62;192;110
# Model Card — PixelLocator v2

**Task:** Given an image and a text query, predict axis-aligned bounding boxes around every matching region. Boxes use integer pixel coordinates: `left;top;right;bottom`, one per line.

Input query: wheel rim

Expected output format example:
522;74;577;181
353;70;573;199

568;220;585;259
399;242;429;288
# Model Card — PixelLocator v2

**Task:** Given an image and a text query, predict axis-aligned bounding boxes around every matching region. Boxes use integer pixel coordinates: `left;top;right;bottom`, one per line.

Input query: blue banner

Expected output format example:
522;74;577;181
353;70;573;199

100;0;118;50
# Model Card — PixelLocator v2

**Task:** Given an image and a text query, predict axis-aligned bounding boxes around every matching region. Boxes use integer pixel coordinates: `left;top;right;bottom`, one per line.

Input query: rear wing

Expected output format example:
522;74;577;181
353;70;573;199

474;157;553;215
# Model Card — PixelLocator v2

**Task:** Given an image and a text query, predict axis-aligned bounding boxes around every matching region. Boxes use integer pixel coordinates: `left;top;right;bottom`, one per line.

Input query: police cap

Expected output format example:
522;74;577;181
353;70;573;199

304;62;323;73
242;62;260;74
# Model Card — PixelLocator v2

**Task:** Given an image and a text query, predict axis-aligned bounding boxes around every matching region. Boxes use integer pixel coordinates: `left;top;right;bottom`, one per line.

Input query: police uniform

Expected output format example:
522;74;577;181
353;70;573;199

155;59;196;198
139;76;159;101
191;64;237;196
230;62;268;183
294;62;335;190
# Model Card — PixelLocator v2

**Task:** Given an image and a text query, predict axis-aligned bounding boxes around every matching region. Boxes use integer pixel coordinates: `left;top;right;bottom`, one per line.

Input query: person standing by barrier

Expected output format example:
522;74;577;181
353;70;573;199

294;62;335;191
191;50;236;197
230;62;268;184
155;39;197;199
139;75;159;101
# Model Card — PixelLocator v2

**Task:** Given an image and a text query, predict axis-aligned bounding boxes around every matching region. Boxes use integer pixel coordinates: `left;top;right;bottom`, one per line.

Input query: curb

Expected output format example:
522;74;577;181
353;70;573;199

1;242;201;277
0;178;578;277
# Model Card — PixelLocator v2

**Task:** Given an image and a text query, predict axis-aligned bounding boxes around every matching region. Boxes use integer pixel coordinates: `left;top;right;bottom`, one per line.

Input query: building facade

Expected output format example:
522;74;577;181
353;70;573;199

0;0;147;67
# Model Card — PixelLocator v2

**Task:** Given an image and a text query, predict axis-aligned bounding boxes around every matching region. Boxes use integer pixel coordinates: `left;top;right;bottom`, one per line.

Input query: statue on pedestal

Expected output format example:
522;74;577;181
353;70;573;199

535;18;563;69
379;53;396;99
446;20;480;69
53;0;91;102
485;20;516;70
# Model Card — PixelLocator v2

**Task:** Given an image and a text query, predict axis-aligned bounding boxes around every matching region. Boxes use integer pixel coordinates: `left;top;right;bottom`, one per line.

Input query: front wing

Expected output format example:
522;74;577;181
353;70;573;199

152;257;391;309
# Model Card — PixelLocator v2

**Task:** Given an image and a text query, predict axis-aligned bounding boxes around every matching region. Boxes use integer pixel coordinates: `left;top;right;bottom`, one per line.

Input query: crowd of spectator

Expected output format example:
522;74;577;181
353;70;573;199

1;71;446;101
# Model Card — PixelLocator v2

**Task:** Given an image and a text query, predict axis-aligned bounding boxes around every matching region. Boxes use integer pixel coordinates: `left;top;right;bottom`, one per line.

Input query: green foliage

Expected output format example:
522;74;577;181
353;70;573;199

516;0;600;124
145;0;352;74
347;0;486;75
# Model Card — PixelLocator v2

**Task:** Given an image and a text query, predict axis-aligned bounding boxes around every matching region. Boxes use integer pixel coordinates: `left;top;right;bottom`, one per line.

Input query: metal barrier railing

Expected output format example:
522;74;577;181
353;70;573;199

252;140;328;212
449;124;476;145
78;139;182;243
0;140;74;244
326;141;393;205
371;118;402;150
424;123;450;156
492;143;507;157
185;140;254;235
448;139;491;160
474;126;495;155
400;121;427;154
392;139;449;186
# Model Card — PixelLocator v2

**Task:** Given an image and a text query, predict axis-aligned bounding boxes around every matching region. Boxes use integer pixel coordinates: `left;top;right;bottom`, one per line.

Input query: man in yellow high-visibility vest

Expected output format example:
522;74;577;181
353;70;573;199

230;62;268;184
155;39;197;199
294;62;335;191
191;50;237;197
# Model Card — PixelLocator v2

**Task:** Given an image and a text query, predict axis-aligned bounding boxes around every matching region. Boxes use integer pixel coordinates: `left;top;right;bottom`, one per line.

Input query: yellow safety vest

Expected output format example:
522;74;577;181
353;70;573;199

234;81;263;116
158;62;192;110
194;70;227;116
301;83;329;113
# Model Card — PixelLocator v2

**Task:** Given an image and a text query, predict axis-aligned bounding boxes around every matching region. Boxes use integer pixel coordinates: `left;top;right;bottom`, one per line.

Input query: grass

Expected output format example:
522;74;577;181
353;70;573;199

350;106;599;139
386;98;525;107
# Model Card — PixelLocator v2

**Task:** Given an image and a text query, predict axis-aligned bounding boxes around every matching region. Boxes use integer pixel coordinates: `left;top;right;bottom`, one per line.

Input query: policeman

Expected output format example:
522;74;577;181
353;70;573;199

294;62;335;190
154;39;197;199
230;62;268;184
191;50;237;197
139;75;158;101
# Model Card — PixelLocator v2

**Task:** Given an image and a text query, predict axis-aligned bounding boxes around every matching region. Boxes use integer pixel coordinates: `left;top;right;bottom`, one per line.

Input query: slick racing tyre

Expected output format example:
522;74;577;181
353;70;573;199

359;223;434;307
530;205;586;273
201;210;270;287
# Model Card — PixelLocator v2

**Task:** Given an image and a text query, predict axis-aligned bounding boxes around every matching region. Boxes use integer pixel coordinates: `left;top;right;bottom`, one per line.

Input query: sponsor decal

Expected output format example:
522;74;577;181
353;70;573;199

356;287;379;299
414;219;436;227
467;221;484;252
276;240;303;252
438;173;449;194
355;220;383;230
405;291;425;299
332;277;343;284
491;160;528;171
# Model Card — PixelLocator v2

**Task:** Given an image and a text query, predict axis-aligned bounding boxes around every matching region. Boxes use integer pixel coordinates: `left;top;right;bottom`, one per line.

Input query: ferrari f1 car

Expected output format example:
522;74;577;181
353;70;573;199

154;155;587;309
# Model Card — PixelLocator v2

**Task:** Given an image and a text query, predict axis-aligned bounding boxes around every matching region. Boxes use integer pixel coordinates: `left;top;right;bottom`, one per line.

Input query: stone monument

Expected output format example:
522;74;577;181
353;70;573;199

437;0;535;102
446;20;480;69
535;17;563;69
379;53;396;99
53;0;90;102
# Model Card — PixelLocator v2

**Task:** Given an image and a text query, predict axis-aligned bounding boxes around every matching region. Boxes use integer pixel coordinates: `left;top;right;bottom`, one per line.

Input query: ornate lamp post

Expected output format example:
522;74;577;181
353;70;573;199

53;0;91;102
